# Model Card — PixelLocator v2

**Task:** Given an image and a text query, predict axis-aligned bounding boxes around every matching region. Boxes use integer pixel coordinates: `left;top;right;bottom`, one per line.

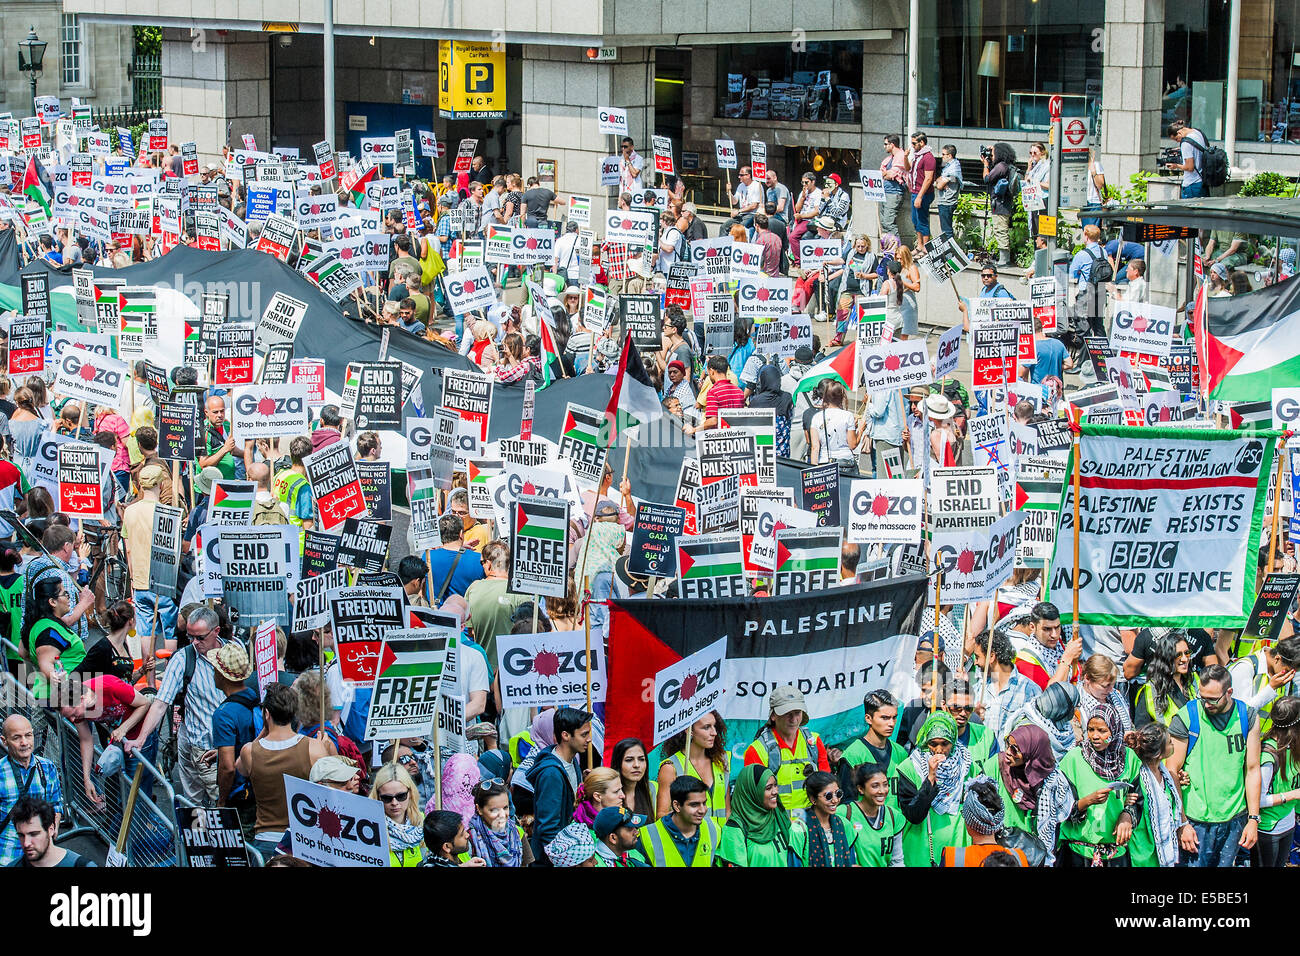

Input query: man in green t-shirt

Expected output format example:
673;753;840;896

465;540;529;664
1166;664;1262;867
198;395;242;480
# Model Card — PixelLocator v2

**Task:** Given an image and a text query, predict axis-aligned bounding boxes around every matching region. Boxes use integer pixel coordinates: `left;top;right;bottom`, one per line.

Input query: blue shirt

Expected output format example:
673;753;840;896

428;547;486;601
1104;240;1144;262
211;688;263;797
1029;336;1067;383
0;756;63;866
1069;242;1106;282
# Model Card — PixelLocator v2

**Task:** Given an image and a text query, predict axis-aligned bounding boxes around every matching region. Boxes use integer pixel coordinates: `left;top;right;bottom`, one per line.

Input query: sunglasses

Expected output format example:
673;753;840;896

378;791;409;803
477;777;505;791
819;789;844;801
981;273;996;279
947;704;973;714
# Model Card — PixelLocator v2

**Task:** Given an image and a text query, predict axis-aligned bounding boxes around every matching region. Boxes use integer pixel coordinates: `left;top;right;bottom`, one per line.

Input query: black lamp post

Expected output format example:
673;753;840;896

17;27;48;119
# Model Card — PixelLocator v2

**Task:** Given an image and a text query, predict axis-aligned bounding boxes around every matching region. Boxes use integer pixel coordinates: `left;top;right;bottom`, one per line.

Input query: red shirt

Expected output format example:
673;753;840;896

704;379;744;423
83;675;145;741
910;148;937;195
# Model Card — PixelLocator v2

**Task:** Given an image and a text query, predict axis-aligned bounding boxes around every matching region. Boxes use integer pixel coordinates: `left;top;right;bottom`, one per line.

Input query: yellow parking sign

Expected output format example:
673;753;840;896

438;42;507;120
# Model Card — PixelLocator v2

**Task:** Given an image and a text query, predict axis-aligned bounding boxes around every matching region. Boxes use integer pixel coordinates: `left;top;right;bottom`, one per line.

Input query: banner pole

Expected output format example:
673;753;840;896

1266;446;1284;589
930;563;942;715
115;762;145;859
584;573;593;767
978;597;998;711
425;548;435;606
433;720;442;811
318;630;327;746
1071;431;1082;637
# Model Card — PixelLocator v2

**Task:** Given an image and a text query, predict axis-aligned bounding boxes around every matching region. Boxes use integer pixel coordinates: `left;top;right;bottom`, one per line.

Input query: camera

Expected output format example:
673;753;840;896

1158;146;1181;167
980;145;993;162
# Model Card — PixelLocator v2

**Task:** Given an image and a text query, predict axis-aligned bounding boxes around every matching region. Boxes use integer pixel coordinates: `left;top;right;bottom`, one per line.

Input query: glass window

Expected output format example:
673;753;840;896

918;1;1102;131
1166;0;1300;146
715;41;862;125
61;14;84;88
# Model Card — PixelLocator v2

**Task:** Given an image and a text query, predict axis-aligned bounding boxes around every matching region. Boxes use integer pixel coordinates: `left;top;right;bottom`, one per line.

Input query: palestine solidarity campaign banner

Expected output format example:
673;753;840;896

1048;424;1279;627
603;576;926;764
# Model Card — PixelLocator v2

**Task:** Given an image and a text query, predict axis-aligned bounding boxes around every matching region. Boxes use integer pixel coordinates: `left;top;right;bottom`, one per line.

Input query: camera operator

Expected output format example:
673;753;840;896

981;143;1018;266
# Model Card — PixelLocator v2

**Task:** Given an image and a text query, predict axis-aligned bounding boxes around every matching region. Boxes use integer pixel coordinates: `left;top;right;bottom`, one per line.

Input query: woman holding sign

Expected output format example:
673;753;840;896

656;710;731;822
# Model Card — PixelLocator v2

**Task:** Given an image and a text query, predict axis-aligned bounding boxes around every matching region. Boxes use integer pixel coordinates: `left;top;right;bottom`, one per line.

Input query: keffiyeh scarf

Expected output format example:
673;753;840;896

466;813;524;868
1138;762;1183;868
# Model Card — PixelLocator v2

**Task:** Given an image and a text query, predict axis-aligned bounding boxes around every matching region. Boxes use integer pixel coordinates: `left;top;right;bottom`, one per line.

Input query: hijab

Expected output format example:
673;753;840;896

999;725;1056;812
728;765;791;846
438;753;481;826
532;709;557;748
1081;701;1127;781
908;711;973;816
1019;682;1078;759
748;365;794;418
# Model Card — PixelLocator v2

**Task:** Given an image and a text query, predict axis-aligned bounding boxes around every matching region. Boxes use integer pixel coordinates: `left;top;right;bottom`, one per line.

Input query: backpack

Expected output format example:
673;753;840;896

1185;699;1249;758
1184;132;1229;189
1085;247;1114;285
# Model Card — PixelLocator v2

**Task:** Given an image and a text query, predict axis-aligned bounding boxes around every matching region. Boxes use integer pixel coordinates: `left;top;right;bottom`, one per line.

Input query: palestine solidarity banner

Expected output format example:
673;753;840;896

1047;424;1279;627
603;576;926;764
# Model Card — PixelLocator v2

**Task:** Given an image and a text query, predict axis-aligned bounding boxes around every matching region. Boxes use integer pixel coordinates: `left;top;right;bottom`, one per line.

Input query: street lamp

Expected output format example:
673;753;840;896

17;27;48;119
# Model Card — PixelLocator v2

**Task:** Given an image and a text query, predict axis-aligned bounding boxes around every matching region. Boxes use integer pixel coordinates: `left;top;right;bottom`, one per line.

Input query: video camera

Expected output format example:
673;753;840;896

1157;145;1182;167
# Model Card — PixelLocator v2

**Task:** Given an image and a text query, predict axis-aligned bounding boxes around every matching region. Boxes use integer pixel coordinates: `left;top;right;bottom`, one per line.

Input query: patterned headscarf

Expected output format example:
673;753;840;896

909;711;973;815
962;776;1005;834
545;821;596;867
437;753;481;826
1081;701;1127;781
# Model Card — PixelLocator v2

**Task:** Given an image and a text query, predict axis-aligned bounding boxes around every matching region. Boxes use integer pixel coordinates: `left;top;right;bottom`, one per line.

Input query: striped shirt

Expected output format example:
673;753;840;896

155;641;229;750
601;241;630;282
704;380;744;424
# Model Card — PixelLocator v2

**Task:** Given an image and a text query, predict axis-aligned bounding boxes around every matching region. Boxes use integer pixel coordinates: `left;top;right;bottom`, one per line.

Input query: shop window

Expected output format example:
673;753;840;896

715;41;862;124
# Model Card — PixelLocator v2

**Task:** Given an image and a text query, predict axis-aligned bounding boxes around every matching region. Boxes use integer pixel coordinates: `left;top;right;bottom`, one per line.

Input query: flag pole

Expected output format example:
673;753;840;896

584;573;594;767
930;562;942;715
1265;440;1286;589
1071;429;1082;638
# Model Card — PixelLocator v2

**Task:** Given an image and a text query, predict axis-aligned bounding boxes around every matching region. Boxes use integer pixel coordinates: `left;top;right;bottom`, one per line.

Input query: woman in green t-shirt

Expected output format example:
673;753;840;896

800;771;856;867
718;765;807;867
1124;722;1187;867
22;577;84;702
1058;702;1143;866
980;724;1073;864
837;763;904;866
896;711;975;867
1255;696;1300;867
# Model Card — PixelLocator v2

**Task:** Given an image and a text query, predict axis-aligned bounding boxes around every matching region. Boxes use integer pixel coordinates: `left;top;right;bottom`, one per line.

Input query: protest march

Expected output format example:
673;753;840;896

0;88;1297;903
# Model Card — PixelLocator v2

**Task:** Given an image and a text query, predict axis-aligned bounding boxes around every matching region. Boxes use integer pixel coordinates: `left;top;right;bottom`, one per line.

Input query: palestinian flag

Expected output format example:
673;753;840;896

1229;400;1272;432
678;533;745;580
514;498;567;542
1200;273;1300;401
1064;383;1122;426
794;344;855;396
20;157;52;221
340;162;378;208
602;332;663;446
538;313;565;388
1015;479;1061;511
563;403;604;446
467;459;498;488
210;480;254;519
118;287;155;337
774;528;841;574
410;481;439;507
376;634;449;680
601;577;928;766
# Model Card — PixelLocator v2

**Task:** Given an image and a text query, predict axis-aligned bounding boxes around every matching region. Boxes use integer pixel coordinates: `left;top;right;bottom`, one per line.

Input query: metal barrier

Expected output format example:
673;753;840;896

0;656;186;865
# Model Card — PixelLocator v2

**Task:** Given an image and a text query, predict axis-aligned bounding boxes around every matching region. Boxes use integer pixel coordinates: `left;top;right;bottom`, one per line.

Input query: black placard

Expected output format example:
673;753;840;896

619;294;662;350
302;529;340;578
799;463;841;527
627;502;686;578
336;517;392;573
356;461;392;520
156;401;200;461
354;361;402;430
260;343;293;385
1240;573;1300;647
175;804;250;867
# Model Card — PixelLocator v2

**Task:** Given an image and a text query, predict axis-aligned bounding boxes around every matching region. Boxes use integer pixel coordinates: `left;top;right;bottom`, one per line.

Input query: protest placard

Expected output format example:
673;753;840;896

220;527;294;629
364;627;451;740
336;517;392;573
149;504;184;602
934;510;1026;604
971;324;1020;389
214;324;256;386
652;637;728;746
628;503;687;578
509;494;571;598
935;322;963;381
254;620;278;699
558;402;609;490
293;567;347;633
256;291;307;354
773;527;843;595
619;294;661;350
229;384;310;443
20;273;49;324
497;630;606;710
676;532;746;598
155;402;199;462
441;369;493;443
6;318;44;376
929;466;998;532
285;777;389;867
1030;276;1058;333
847;479;924;545
57;443;102;519
303;442;367;531
53;349;127;409
858;340;933;392
697;473;741;535
354;461;392;521
697;430;758;487
176;806;249;867
799;463;841;528
329;585;405;684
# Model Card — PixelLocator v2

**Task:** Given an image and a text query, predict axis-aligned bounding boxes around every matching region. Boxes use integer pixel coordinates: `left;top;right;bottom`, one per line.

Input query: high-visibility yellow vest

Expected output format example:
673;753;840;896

275;471;310;548
638;817;719;867
508;730;536;766
667;752;729;821
752;727;822;813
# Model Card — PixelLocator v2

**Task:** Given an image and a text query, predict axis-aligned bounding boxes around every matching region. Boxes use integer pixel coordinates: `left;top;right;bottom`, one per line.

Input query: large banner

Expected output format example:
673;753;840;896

603;577;927;764
1047;424;1278;626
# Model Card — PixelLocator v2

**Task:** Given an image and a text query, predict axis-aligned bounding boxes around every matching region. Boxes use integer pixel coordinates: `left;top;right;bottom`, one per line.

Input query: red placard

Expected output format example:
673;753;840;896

290;359;326;406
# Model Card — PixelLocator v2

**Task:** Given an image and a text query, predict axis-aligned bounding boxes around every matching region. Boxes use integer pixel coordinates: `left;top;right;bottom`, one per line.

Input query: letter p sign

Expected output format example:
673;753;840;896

466;63;494;93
